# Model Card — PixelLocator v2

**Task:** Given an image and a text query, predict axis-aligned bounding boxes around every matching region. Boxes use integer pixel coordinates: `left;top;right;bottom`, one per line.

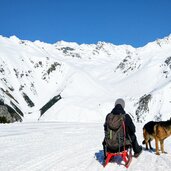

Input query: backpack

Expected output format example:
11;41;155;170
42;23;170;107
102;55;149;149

104;113;127;151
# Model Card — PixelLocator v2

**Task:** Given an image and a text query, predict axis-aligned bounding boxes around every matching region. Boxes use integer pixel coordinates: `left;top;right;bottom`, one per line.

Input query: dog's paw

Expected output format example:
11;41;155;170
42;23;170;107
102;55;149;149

156;152;160;155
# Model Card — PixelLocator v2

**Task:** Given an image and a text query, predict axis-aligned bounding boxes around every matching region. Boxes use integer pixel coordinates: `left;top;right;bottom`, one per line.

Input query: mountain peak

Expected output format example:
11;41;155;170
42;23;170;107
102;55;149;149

54;40;79;48
1;34;171;123
9;35;20;42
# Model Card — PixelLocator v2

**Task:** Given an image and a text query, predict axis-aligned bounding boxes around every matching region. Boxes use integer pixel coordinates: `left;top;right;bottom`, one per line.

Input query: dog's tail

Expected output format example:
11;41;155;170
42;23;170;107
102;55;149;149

142;128;146;145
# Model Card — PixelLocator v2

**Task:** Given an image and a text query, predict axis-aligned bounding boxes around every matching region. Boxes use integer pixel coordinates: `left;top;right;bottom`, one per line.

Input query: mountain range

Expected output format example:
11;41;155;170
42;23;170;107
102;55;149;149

0;34;171;123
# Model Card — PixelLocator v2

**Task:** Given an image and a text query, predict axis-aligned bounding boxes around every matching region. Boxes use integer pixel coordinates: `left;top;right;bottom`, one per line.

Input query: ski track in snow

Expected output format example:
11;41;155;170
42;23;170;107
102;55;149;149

1;122;171;171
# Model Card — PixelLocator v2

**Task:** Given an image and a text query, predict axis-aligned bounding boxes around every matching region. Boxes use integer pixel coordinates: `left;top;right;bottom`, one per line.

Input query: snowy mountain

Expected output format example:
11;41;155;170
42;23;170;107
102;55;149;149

1;34;171;123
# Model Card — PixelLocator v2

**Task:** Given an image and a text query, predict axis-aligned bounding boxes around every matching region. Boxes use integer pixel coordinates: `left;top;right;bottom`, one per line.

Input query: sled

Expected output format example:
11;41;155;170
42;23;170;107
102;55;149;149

103;147;132;168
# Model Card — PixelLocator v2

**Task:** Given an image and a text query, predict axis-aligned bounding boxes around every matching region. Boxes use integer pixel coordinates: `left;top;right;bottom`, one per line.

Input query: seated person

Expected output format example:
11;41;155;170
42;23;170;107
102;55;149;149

103;98;142;159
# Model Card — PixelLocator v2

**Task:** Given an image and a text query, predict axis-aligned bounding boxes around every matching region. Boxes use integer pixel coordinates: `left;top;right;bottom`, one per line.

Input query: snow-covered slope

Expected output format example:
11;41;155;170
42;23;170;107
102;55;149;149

1;122;171;171
1;35;171;123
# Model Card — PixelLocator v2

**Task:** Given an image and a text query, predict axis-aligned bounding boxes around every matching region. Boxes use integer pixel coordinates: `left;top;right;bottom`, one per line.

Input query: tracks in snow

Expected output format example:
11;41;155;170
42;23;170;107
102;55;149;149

0;122;171;171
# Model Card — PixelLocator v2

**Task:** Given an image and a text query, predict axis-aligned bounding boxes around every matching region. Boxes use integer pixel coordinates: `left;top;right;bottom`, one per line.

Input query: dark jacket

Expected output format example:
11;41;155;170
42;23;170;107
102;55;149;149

105;104;135;136
103;104;141;153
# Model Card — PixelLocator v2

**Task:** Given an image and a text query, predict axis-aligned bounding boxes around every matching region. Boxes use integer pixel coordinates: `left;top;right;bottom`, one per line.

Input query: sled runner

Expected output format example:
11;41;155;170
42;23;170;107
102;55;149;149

103;146;132;168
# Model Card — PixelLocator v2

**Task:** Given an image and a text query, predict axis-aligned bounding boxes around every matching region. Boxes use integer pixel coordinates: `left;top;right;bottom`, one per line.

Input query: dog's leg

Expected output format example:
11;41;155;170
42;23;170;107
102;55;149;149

143;129;149;150
155;137;160;155
145;139;149;150
149;140;153;150
160;139;167;154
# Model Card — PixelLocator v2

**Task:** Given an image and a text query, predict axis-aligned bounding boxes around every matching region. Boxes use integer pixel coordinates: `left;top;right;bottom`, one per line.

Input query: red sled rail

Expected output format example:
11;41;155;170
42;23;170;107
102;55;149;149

103;148;132;168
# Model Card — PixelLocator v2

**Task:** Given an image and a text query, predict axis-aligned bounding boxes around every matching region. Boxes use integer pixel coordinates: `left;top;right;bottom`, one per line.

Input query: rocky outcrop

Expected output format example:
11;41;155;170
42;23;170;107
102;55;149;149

0;105;22;123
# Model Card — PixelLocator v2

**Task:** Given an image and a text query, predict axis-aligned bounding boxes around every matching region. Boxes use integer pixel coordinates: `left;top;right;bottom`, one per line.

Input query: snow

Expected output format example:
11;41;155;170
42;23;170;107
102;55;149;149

1;34;171;170
1;122;171;171
1;34;171;123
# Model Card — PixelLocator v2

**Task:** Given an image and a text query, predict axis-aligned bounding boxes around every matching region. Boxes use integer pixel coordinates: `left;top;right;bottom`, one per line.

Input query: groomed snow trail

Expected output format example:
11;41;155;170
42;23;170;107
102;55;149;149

0;122;171;171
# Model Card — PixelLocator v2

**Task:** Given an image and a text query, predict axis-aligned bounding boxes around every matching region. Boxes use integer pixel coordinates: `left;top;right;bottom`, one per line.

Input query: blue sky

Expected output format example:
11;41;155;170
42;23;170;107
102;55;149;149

0;0;171;47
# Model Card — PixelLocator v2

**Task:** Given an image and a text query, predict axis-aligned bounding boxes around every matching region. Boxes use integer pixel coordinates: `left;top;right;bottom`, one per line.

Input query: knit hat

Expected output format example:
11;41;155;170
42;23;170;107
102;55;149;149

115;98;125;109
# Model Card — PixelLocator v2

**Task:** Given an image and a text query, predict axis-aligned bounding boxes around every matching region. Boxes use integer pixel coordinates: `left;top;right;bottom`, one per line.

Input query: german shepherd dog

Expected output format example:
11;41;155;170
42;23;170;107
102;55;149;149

142;118;171;155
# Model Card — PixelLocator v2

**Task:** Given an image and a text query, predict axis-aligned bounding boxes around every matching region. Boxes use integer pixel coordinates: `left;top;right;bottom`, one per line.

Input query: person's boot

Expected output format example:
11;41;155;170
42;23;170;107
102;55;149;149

134;146;142;158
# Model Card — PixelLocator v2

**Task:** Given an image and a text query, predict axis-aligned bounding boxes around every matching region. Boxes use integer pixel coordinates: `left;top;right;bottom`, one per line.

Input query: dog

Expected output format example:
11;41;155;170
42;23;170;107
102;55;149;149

142;118;171;155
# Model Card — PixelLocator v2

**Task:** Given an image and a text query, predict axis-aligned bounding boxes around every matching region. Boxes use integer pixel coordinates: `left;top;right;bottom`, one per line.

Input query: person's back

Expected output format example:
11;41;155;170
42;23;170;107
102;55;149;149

103;98;142;159
104;112;132;151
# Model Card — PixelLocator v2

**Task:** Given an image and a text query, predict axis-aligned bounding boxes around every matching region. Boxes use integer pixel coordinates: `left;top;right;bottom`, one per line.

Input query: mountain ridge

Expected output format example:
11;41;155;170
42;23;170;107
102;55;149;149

0;34;171;123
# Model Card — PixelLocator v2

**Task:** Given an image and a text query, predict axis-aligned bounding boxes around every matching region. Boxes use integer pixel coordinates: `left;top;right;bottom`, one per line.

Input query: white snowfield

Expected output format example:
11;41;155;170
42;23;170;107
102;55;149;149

1;122;171;171
1;35;171;170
